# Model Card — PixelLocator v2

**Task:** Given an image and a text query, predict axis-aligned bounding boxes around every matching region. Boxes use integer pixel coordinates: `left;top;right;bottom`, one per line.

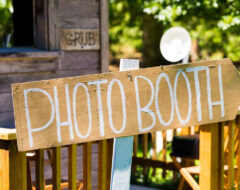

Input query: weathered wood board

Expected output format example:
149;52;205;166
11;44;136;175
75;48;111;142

60;29;100;51
12;58;240;151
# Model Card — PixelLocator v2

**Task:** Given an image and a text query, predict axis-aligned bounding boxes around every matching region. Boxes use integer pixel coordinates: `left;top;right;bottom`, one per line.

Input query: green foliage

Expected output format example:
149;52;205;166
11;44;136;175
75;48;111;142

109;0;143;59
131;141;179;189
110;0;240;62
144;0;240;61
0;0;13;46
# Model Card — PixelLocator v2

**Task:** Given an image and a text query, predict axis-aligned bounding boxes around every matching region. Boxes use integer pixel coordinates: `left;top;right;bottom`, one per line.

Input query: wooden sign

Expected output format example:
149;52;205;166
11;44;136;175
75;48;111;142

60;29;100;51
12;59;240;151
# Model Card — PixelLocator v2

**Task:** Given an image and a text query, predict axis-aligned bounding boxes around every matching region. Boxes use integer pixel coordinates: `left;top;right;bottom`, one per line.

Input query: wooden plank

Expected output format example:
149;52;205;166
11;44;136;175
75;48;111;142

0;128;16;140
236;116;240;190
60;17;99;29
100;0;109;73
227;121;235;189
106;139;113;190
12;59;240;151
0;56;59;62
35;149;45;190
48;0;60;50
200;124;223;190
218;122;224;190
60;51;100;71
0;93;13;113
59;0;99;19
180;168;200;190
162;130;167;178
0;143;9;190
98;140;107;190
0;59;58;74
27;161;33;190
34;0;49;49
0;51;60;59
9;140;27;190
0;68;99;93
68;144;77;190
83;142;92;190
151;133;157;160
52;146;61;190
60;29;100;51
143;134;148;175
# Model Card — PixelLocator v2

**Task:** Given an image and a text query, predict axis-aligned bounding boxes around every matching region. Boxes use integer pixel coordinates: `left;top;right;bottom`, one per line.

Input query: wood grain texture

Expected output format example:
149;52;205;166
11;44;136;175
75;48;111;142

60;51;100;70
52;146;61;190
0;68;99;93
110;60;138;190
218;122;224;190
0;93;13;113
0;51;60;60
48;0;60;50
0;143;10;190
12;59;240;151
0;59;58;74
34;0;49;49
59;0;99;19
180;168;200;190
100;0;109;73
9;140;27;190
236;116;240;190
200;124;222;190
68;144;77;190
143;133;148;176
83;143;92;190
59;0;99;29
0;128;16;140
60;18;99;29
106;139;113;190
98;140;107;190
60;29;100;51
35;149;45;190
227;121;235;189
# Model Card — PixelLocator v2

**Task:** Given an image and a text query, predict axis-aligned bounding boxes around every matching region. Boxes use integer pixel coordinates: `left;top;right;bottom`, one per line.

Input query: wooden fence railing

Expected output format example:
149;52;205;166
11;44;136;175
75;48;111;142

1;117;240;190
0;128;113;190
132;115;240;190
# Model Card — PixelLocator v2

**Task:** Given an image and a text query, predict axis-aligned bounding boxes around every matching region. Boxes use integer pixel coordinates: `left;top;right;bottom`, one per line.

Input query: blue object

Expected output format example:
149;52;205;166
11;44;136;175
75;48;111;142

110;136;133;190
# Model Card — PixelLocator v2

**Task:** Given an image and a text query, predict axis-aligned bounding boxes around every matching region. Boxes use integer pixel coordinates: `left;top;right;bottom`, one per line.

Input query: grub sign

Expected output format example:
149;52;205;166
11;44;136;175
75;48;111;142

60;29;100;51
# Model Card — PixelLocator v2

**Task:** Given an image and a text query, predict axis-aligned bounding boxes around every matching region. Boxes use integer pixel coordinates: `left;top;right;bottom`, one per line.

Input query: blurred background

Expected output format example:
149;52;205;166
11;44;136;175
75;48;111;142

1;0;240;67
109;0;240;69
0;1;240;189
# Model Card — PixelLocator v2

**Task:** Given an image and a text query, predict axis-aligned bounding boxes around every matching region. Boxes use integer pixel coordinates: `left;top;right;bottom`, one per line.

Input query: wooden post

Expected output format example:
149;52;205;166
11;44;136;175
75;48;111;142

98;140;107;190
200;123;224;190
0;140;27;190
100;0;109;73
52;146;61;190
83;142;92;190
227;121;235;189
68;144;77;190
35;149;45;190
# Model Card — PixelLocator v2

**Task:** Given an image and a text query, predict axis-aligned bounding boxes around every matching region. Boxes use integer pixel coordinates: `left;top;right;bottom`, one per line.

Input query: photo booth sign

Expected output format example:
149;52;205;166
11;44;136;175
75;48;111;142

12;58;240;151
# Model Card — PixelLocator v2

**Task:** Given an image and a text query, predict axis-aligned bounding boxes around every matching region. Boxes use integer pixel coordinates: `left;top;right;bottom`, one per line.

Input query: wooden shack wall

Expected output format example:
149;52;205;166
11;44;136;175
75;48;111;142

34;0;108;72
0;0;108;188
0;0;109;128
